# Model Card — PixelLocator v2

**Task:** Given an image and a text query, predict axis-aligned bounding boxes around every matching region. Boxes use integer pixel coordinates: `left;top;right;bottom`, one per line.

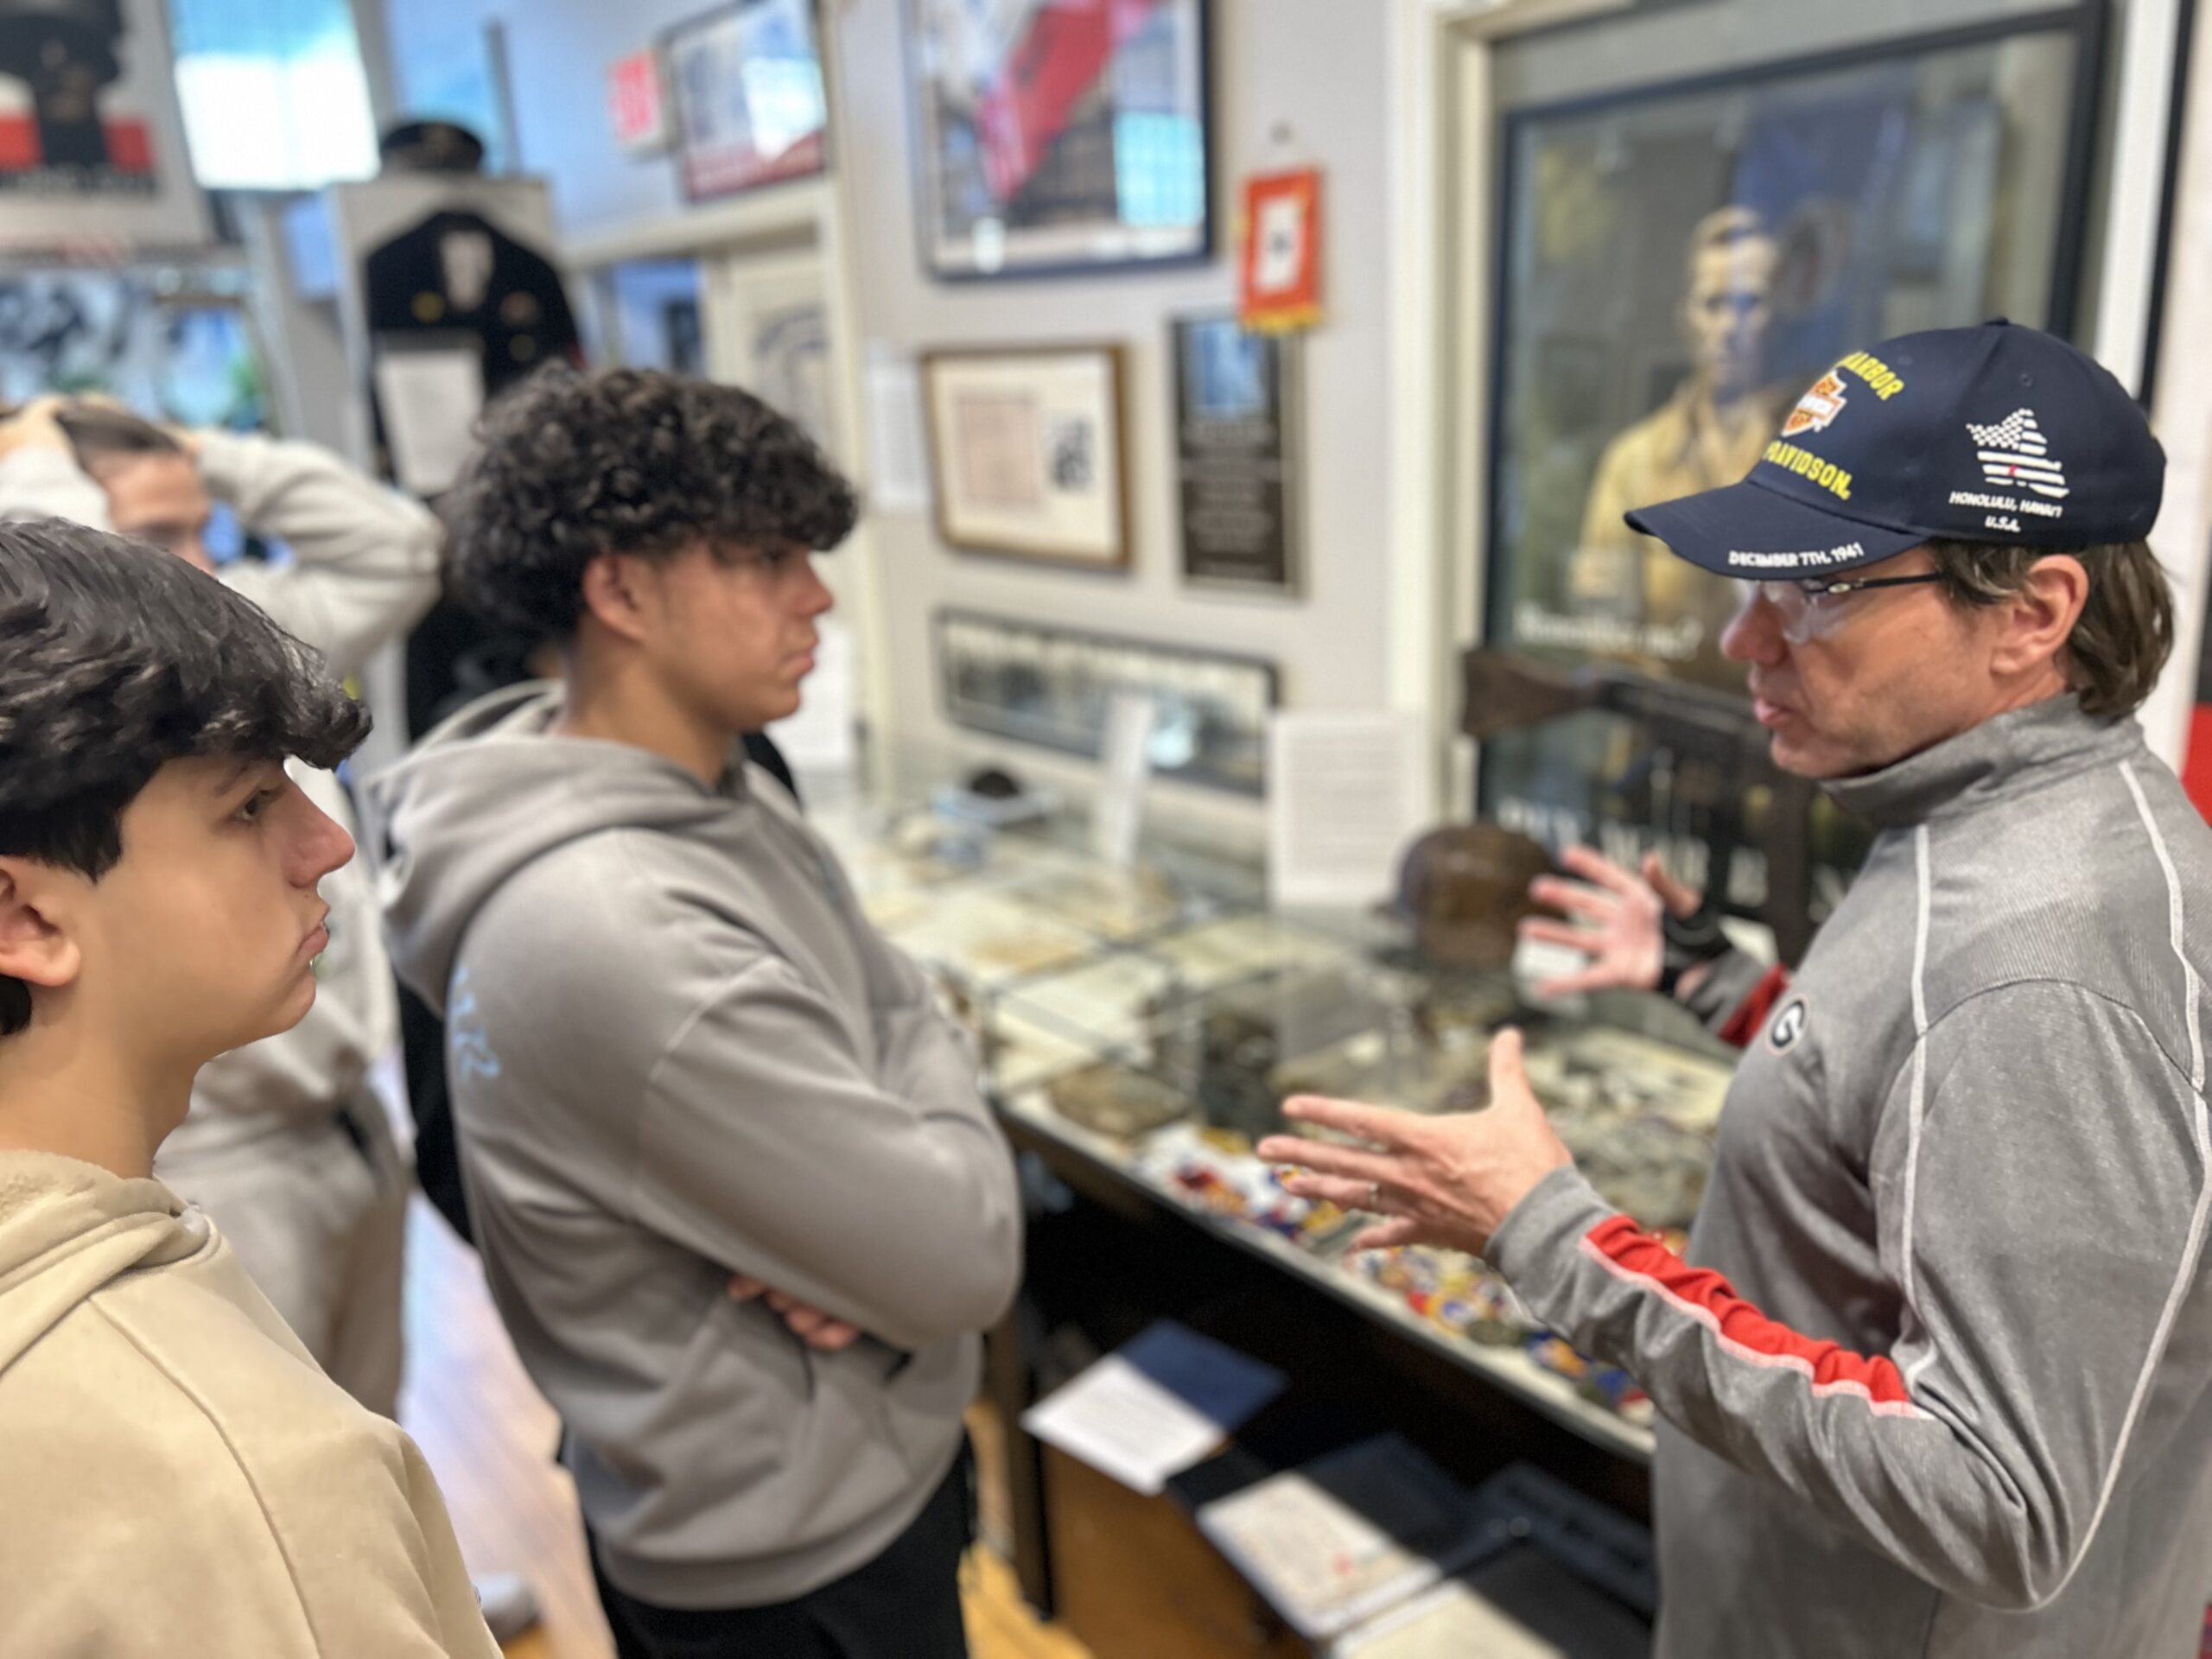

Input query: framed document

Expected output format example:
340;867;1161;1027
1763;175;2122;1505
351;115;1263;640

1173;315;1300;594
905;0;1211;279
921;345;1130;570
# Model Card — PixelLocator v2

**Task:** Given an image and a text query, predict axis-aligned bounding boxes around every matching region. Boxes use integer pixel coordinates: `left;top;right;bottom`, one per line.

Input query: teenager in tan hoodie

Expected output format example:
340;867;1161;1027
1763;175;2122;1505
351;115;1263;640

0;516;497;1657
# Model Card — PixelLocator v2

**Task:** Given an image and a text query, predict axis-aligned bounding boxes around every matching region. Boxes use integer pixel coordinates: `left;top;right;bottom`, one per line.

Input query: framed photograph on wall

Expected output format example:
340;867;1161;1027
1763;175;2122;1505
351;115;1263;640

1473;10;2106;932
664;0;830;202
935;609;1278;795
921;345;1130;569
1172;314;1301;594
905;0;1211;279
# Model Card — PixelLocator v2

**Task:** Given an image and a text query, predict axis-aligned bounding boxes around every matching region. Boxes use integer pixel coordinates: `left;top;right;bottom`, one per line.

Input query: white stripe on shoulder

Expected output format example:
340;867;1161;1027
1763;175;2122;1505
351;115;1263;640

1898;824;1934;1328
2120;761;2205;1093
2032;763;2212;1608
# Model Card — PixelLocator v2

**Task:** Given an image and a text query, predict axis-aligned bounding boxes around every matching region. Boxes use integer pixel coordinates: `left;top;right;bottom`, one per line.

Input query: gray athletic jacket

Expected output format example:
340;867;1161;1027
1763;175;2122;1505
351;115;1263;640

365;686;1022;1609
1490;696;2212;1657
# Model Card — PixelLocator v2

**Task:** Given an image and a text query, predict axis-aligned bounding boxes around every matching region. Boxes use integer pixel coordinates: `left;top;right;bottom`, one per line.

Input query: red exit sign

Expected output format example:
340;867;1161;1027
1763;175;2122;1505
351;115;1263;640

608;48;670;155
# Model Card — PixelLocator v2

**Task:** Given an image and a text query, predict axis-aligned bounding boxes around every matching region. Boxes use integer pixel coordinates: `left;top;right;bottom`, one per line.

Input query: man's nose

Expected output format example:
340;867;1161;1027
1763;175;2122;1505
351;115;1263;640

1722;589;1788;665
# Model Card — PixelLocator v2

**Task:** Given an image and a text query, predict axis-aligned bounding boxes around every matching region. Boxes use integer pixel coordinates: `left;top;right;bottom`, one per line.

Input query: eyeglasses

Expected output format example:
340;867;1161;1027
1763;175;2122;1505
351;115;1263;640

1769;573;1948;601
1745;571;1947;642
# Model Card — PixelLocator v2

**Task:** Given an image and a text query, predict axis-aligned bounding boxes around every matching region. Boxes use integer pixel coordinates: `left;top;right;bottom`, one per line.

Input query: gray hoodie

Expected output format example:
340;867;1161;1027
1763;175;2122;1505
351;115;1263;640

365;686;1022;1609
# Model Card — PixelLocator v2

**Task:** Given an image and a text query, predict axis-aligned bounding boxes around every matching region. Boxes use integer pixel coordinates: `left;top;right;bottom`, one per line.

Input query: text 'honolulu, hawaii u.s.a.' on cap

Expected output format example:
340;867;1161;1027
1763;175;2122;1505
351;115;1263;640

1622;320;2165;580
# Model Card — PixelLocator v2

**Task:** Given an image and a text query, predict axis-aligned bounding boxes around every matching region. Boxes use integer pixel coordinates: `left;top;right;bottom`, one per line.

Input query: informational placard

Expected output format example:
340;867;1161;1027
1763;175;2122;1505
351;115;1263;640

1091;690;1159;870
1020;1321;1285;1497
1173;315;1300;594
1268;712;1429;909
371;342;485;497
766;616;858;775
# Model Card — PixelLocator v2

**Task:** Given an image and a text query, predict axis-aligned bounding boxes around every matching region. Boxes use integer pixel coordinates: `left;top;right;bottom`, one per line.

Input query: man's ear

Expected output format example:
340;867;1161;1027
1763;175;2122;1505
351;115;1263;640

1989;555;2089;682
578;552;654;645
0;859;82;995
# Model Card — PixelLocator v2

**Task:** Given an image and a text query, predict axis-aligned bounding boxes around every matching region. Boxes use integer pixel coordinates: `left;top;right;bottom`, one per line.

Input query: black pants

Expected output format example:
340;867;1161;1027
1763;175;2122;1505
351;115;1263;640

588;1446;976;1659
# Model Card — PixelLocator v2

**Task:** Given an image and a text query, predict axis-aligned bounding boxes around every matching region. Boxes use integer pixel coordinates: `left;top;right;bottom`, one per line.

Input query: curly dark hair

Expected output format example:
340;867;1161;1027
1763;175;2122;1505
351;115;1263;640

0;518;369;1036
445;367;860;639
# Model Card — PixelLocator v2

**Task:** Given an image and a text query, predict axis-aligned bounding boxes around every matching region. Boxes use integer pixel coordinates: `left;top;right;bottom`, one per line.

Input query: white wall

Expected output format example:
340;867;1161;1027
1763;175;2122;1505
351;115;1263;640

830;0;1395;839
383;0;705;239
379;0;1404;842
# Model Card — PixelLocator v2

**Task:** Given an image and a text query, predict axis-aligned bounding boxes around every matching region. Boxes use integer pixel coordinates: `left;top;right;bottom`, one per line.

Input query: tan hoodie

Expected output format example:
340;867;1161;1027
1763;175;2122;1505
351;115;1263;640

0;1152;497;1656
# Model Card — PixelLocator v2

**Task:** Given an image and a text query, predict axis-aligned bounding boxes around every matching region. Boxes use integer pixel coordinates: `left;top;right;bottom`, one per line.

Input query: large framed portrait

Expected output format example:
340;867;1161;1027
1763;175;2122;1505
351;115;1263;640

664;0;830;203
1475;10;2106;934
904;0;1212;280
921;345;1130;569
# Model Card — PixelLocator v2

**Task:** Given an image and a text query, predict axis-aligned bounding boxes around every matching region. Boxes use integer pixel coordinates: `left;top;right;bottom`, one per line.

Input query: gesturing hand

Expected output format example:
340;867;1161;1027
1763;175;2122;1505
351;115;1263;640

1518;845;1701;998
728;1275;865;1352
1257;1029;1573;1259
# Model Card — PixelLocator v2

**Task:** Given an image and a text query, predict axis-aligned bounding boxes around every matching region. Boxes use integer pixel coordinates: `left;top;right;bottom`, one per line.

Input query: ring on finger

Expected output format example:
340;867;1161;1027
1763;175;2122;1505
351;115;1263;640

1366;1180;1383;1211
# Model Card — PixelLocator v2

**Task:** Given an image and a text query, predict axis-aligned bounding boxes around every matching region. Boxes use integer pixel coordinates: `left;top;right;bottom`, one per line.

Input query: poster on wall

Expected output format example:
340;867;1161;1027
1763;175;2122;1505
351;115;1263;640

1477;18;2096;923
0;0;211;249
0;270;262;426
1238;168;1322;334
906;0;1211;279
922;345;1129;569
666;0;829;202
1173;314;1300;594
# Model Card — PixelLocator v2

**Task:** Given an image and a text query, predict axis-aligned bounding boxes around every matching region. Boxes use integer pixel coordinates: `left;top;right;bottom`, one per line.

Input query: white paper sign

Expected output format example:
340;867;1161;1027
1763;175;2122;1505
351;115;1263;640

766;616;857;774
372;347;485;497
1091;690;1158;869
1020;1321;1285;1497
1268;712;1429;908
861;341;931;513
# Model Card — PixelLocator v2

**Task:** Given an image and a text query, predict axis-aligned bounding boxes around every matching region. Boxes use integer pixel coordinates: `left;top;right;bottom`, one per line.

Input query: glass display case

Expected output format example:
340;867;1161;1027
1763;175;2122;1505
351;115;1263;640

810;765;1741;1461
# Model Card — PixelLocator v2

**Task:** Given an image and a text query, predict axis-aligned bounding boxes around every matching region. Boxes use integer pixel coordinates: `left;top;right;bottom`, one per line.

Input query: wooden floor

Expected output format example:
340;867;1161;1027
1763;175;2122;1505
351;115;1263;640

397;1198;1090;1659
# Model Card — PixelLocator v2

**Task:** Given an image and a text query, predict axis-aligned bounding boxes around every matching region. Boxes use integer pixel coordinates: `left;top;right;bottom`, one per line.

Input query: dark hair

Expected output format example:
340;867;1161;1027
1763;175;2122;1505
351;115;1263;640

445;367;859;639
0;519;369;1035
1925;539;2173;719
49;402;185;467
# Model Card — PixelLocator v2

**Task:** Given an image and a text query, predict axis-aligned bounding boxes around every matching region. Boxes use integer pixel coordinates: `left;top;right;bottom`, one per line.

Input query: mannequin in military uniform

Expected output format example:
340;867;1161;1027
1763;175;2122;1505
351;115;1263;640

1573;207;1789;688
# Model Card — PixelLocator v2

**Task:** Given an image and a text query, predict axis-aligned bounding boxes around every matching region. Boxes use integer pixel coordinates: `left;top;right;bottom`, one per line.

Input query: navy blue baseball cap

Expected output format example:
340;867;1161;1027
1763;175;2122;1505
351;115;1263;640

1624;321;2164;579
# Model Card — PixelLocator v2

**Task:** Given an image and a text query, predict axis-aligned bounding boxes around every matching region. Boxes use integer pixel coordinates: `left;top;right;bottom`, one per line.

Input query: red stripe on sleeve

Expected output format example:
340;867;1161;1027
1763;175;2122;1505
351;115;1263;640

1584;1215;1918;1413
1719;963;1794;1050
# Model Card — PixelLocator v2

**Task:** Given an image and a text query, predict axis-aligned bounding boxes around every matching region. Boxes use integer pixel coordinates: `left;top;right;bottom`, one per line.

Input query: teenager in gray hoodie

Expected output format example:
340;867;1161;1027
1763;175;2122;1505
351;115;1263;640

366;368;1022;1659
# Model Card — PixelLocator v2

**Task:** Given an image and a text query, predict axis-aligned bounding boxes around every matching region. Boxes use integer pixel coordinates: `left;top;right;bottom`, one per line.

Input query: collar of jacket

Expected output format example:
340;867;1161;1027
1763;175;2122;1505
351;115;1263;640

1820;692;2143;830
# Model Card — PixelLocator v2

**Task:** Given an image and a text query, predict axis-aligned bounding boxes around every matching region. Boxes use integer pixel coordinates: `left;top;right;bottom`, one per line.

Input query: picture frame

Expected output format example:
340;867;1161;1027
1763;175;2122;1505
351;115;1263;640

934;609;1280;796
904;0;1212;280
664;0;830;204
1172;314;1302;595
921;345;1131;570
1471;11;2107;927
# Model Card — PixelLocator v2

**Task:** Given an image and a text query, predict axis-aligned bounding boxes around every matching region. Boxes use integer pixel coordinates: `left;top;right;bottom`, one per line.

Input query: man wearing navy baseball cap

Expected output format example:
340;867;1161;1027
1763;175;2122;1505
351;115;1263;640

1264;321;2212;1657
